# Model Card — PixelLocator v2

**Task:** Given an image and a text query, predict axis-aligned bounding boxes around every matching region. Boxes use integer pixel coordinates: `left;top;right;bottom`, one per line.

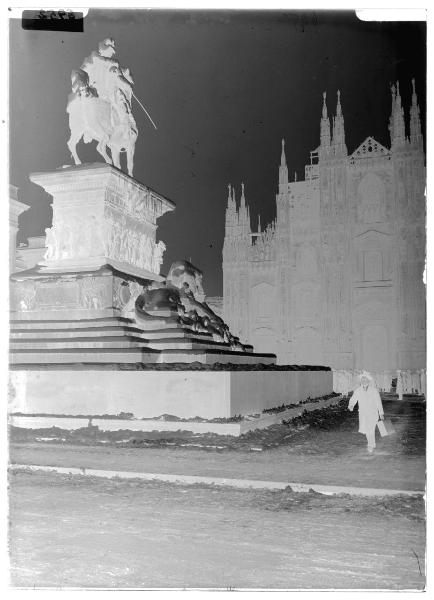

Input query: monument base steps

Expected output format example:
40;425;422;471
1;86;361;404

10;349;158;365
11;338;255;353
10;314;273;365
11;328;148;340
156;350;274;365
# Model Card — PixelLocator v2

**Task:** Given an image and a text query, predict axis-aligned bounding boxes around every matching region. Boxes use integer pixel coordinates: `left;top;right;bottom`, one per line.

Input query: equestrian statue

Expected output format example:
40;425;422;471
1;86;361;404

67;38;150;177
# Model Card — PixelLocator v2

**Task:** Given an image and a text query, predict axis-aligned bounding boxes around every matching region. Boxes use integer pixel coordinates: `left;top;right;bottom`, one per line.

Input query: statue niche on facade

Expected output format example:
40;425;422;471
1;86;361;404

67;38;138;176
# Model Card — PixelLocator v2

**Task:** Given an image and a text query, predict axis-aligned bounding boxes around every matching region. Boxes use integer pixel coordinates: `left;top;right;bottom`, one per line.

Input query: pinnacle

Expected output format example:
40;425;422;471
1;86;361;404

322;91;328;118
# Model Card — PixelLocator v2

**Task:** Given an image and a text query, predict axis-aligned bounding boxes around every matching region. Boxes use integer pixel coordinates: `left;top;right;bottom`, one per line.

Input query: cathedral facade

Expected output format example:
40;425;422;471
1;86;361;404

223;81;426;377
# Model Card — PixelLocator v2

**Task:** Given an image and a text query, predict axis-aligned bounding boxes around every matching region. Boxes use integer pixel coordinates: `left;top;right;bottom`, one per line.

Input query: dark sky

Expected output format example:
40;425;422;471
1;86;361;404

9;10;426;296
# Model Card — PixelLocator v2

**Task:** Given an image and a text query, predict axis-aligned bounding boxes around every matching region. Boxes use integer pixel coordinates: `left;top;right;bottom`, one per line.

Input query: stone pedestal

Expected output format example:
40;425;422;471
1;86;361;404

9;367;332;419
11;164;174;323
31;163;175;279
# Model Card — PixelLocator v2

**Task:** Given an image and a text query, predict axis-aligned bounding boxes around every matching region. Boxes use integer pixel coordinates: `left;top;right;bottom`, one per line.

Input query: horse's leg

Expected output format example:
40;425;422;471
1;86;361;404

111;145;121;170
67;132;82;165
126;140;136;177
96;137;112;165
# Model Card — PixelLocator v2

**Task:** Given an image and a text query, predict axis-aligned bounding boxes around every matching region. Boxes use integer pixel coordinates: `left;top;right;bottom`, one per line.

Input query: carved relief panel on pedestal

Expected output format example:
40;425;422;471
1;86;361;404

104;204;164;273
45;213;105;262
30;165;174;278
11;273;113;312
80;276;111;310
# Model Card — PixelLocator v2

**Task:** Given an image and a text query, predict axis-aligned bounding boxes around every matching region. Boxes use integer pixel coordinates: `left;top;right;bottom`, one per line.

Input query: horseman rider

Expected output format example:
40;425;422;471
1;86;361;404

72;38;135;127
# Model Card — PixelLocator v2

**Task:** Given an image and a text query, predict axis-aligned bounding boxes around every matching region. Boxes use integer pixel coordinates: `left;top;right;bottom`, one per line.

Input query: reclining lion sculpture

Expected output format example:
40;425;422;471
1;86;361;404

135;260;246;351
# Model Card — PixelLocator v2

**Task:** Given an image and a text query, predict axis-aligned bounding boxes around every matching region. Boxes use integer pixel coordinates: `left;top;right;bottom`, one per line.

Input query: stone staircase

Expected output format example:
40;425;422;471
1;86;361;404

9;316;156;365
9;315;270;367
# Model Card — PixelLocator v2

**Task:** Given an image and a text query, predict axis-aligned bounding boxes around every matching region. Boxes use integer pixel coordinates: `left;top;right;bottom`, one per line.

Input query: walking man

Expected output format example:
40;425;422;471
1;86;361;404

348;371;385;453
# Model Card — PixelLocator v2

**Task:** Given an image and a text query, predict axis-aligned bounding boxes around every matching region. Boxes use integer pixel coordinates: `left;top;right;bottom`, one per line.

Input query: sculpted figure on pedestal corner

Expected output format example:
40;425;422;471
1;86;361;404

44;227;58;261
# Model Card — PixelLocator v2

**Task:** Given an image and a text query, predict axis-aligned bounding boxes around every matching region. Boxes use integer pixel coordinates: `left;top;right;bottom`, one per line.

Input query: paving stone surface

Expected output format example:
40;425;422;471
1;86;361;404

10;398;426;491
8;470;425;589
8;397;426;589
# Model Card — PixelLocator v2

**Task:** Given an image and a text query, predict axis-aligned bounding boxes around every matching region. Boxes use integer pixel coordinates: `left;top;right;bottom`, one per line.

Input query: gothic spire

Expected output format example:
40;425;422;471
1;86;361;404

389;81;406;149
238;182;251;233
320;92;331;149
281;138;287;166
336;89;342;116
227;183;232;207
240;182;246;208
332;89;347;155
279;138;288;190
388;83;396;146
225;183;237;229
395;82;406;144
410;78;422;147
